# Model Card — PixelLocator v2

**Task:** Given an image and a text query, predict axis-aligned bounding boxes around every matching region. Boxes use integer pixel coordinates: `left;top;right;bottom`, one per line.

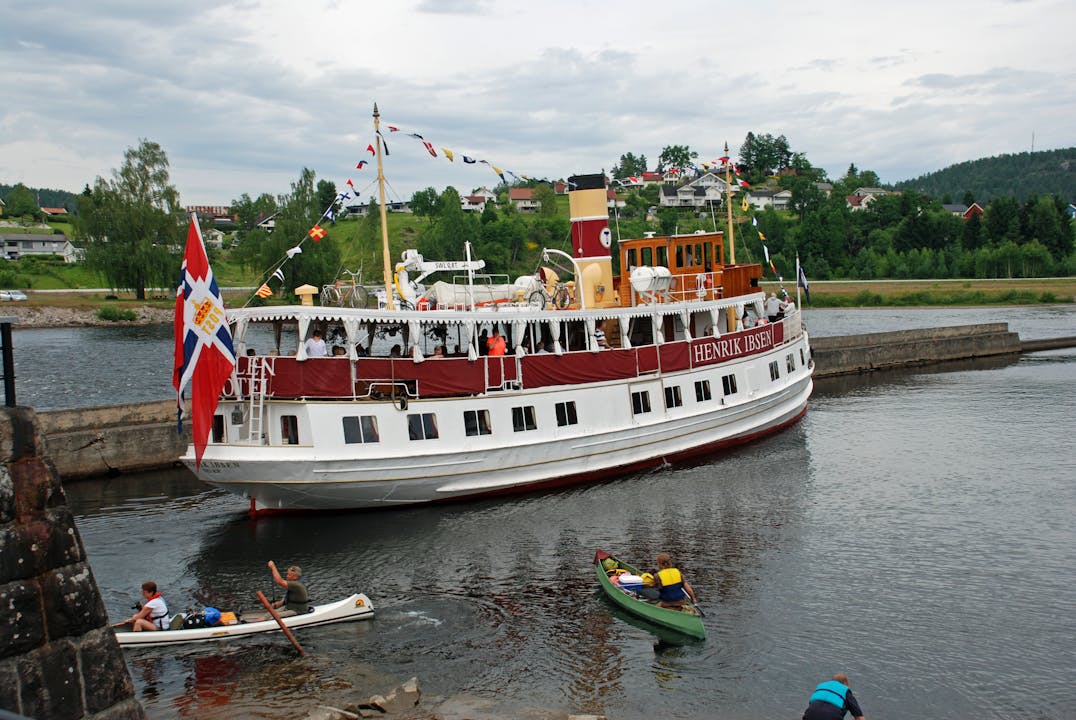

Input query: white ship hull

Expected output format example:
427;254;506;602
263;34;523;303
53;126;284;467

185;321;813;511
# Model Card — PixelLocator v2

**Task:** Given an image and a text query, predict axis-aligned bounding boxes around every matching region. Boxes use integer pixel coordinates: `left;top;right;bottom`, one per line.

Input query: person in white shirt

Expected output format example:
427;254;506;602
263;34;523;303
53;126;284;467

304;330;327;357
129;581;169;631
765;293;782;322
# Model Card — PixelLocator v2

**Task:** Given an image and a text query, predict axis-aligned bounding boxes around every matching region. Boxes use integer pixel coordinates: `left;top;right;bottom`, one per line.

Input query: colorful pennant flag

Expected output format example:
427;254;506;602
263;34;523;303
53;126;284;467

442;148;454;162
463;156;476;164
173;215;236;468
255;283;273;298
422;141;437;157
308;225;327;241
377;131;390;155
346;179;356;192
286;246;302;258
366;144;375;155
387;125;399;132
272;268;285;283
762;244;776;274
355;161;368;170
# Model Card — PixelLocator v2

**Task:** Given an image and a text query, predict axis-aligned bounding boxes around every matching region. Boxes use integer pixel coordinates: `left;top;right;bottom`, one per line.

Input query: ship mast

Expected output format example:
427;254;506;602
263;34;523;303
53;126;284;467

373;103;394;310
724;141;736;265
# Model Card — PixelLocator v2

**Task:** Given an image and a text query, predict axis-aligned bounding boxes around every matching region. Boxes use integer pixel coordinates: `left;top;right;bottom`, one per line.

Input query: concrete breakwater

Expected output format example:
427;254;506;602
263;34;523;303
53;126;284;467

33;323;1072;481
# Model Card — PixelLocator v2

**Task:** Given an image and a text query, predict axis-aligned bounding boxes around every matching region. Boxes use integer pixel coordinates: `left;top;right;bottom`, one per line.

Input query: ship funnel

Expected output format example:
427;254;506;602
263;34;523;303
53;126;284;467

568;173;610;259
566;173;616;309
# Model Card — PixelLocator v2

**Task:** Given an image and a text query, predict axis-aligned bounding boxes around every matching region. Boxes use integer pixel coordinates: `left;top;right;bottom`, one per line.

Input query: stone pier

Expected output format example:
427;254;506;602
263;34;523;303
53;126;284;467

0;407;144;719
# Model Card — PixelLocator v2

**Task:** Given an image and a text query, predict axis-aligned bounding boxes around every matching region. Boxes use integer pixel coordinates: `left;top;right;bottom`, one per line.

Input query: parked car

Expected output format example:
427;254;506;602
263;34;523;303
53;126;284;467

0;290;28;301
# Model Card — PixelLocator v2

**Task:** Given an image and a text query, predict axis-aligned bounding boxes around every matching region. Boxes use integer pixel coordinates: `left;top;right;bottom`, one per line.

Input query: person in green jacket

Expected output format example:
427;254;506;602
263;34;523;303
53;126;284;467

268;560;310;615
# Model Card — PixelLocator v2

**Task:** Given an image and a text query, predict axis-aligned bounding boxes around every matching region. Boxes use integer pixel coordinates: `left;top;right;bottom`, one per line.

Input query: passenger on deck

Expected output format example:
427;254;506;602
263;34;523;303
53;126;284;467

246;348;257;357
487;328;506;356
128;581;170;631
304;330;327;357
355;344;367;357
332;345;346;356
268;561;310;615
594;329;608;349
432;345;444;358
389;344;402;358
654;553;697;609
766;293;782;322
742;311;756;329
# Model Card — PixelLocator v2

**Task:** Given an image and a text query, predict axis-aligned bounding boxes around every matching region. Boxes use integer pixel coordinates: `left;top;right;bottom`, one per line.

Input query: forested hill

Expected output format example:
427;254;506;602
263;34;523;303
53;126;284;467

894;147;1076;204
0;184;80;211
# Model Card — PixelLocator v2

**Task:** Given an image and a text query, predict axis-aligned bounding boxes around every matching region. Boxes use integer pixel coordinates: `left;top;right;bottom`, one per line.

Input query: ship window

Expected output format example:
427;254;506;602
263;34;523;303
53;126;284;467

786;353;796;373
625;248;637;269
631;390;651;415
695;380;712;402
656;246;668;267
721;374;738;396
641;247;653;266
555;401;578;427
675;245;684;267
280;415;299;445
664;385;683;408
800;347;806;366
408;413;439;440
464;409;492;436
343;415;380;444
212;414;225;443
512;405;537;432
704;242;712;267
769;360;780;381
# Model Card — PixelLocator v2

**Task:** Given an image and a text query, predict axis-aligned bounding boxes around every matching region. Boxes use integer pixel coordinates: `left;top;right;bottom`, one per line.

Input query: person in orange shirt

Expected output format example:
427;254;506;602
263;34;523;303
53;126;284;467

487;328;507;356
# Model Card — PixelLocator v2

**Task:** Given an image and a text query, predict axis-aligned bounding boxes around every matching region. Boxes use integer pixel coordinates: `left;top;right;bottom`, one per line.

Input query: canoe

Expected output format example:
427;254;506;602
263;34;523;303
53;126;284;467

594;549;705;640
114;592;374;648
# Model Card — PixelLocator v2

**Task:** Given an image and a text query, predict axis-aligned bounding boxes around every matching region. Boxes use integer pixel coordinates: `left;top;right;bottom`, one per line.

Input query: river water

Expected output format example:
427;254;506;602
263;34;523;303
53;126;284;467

16;306;1076;719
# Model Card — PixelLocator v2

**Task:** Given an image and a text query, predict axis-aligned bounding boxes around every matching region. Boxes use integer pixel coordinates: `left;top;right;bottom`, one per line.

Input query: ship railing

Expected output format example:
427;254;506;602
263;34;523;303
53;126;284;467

665;270;723;304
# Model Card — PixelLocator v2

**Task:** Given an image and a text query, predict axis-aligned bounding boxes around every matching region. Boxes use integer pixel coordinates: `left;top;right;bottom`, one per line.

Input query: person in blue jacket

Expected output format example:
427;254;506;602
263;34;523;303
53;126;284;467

803;674;866;720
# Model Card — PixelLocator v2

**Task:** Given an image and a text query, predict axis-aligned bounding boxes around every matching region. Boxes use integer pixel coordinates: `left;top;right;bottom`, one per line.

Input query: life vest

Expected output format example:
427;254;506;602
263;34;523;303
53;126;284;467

656;567;685;602
144;593;169;629
809;680;849;709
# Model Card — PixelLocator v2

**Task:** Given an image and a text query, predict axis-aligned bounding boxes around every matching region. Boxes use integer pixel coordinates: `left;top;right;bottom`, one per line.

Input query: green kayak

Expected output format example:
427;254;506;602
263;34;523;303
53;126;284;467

594;549;705;640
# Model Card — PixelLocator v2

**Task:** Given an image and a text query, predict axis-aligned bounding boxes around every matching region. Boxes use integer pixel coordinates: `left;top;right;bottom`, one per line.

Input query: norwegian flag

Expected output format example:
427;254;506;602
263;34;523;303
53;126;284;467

173;215;236;468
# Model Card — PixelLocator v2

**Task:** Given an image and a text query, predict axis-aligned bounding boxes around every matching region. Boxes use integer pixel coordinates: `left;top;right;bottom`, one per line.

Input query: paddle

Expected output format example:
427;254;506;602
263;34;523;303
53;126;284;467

256;590;307;656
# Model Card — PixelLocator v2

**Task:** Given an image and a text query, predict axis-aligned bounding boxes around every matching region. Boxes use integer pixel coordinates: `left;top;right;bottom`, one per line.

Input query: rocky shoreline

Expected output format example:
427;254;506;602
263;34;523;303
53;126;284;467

0;304;174;328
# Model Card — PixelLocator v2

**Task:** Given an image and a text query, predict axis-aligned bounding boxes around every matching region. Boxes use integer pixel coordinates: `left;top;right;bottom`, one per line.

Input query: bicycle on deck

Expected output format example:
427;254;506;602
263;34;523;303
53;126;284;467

322;269;370;308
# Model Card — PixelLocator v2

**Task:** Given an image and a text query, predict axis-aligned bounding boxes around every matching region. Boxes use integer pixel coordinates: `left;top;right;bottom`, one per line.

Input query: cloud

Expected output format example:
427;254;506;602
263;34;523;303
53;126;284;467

1;1;1074;201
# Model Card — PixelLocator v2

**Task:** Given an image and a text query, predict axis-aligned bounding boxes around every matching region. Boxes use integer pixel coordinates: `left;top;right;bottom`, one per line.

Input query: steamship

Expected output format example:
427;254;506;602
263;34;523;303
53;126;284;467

182;117;814;513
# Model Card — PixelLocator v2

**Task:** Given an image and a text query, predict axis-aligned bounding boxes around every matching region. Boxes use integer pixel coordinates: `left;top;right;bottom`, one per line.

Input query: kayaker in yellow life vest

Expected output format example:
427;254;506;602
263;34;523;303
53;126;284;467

654;552;697;608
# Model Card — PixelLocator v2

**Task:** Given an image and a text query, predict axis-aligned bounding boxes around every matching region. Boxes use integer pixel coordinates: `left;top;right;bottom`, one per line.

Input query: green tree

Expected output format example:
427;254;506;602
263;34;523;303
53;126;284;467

316;179;338;217
534;183;559;218
612;152;648;178
657;145;698;172
1026;195;1070;259
738;132;792;181
246;168;342;296
418;187;478;261
4;183;39;218
983;196;1021;247
76;139;182;299
410;187;439;218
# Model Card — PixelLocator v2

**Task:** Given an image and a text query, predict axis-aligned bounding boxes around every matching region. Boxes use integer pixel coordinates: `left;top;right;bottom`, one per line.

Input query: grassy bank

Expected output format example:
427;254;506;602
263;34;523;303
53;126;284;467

762;278;1076;307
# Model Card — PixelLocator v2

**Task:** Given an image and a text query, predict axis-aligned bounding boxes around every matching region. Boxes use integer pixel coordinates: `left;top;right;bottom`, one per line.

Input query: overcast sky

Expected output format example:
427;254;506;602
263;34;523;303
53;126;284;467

2;0;1073;206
